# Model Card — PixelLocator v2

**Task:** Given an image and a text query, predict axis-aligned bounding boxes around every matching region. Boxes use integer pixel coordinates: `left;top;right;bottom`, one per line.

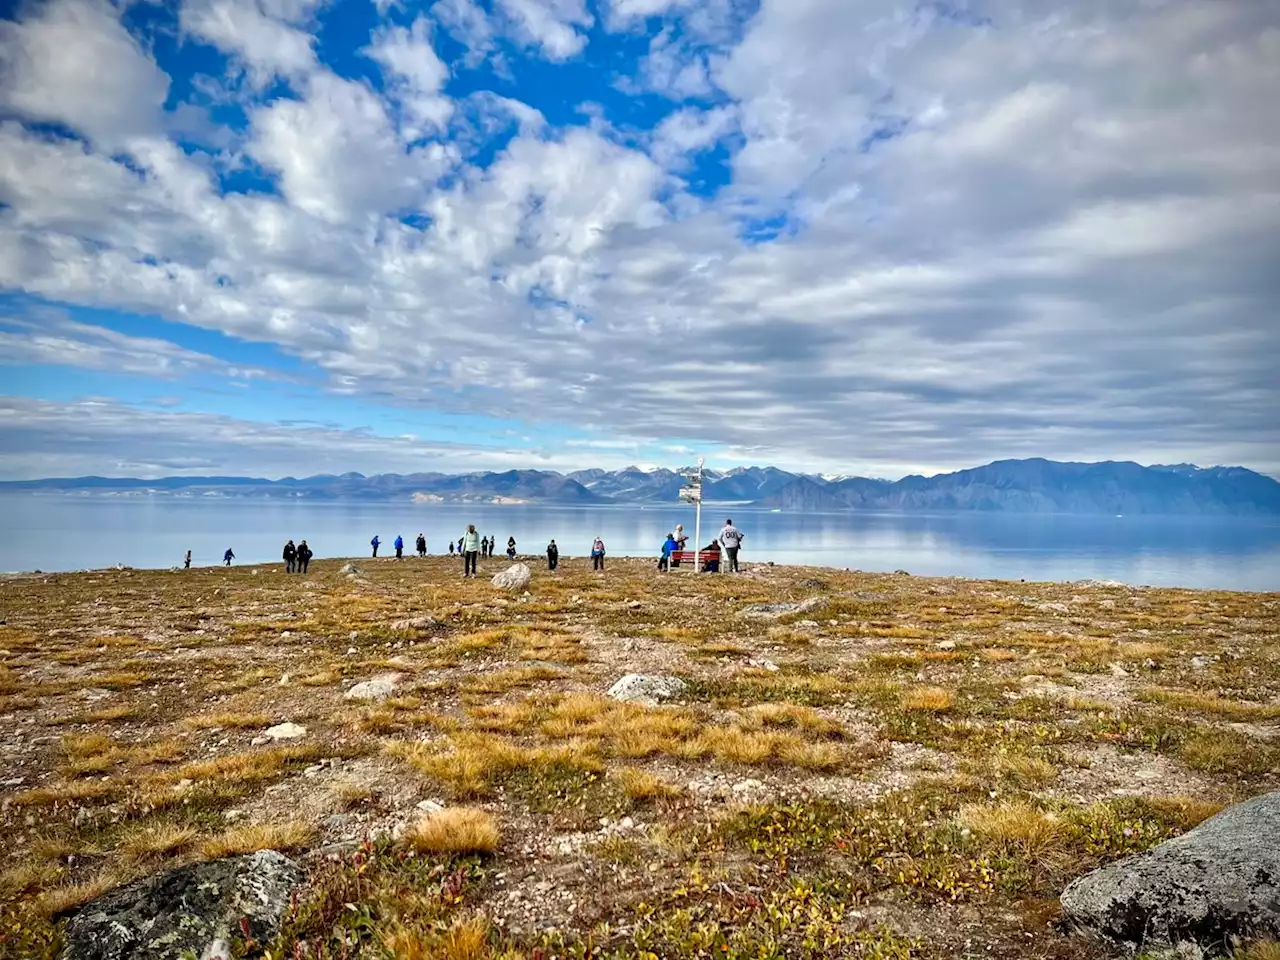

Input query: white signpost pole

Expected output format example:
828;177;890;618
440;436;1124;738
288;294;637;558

693;457;703;574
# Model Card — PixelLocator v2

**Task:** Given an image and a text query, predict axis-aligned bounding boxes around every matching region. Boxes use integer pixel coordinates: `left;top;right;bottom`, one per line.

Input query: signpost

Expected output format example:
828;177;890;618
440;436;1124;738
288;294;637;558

678;457;704;572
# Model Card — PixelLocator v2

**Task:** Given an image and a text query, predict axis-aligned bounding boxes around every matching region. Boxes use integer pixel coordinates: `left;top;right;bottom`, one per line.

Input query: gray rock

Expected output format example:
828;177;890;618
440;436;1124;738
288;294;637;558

738;596;824;620
344;673;403;701
1060;790;1280;955
492;563;532;591
339;562;360;575
389;616;436;632
607;674;687;705
60;851;302;960
263;722;306;741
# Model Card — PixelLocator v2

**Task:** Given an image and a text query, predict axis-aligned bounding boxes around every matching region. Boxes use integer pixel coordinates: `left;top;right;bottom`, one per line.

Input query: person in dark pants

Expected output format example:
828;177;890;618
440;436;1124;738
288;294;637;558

547;539;559;570
283;539;297;573
462;525;480;577
658;533;676;572
394;535;404;559
184;550;192;569
480;536;488;558
700;540;720;573
591;537;605;570
223;548;235;566
370;535;380;558
506;537;517;560
296;540;312;573
718;518;744;573
416;534;426;557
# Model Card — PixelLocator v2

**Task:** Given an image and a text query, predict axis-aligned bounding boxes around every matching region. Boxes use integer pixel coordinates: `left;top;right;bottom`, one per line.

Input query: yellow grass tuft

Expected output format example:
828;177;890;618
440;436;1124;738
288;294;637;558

35;868;128;918
958;802;1062;856
900;686;956;713
181;711;274;730
199;820;315;859
615;767;681;802
11;780;117;808
118;822;199;860
402;807;499;856
1234;942;1280;960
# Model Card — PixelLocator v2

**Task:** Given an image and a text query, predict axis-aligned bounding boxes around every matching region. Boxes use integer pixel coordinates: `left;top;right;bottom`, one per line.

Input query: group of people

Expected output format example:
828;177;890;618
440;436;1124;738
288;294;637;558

281;539;314;573
194;519;745;577
658;518;744;573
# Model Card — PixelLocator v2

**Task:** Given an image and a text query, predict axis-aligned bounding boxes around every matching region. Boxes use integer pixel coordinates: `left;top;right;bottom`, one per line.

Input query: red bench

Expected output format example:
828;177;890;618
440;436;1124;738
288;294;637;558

671;549;722;569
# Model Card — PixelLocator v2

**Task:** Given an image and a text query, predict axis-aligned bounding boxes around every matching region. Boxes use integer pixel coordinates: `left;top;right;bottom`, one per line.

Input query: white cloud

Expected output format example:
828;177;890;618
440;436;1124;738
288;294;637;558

366;16;454;137
650;105;736;170
431;0;497;67
0;0;169;147
179;0;318;84
496;0;593;61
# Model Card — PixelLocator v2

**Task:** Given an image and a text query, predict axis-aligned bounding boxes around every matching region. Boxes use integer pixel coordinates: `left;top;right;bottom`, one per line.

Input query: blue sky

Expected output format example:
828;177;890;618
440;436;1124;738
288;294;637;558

1;0;1277;480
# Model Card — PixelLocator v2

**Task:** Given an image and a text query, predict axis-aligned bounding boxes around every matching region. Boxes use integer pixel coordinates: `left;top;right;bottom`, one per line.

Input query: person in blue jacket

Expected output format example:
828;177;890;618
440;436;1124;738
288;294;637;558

371;535;380;558
223;548;235;566
394;534;404;559
658;533;676;572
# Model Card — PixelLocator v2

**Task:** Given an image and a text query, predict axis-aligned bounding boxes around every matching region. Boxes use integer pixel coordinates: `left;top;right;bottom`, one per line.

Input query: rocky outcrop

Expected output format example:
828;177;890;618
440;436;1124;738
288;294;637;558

60;851;302;960
389;616;436;632
492;563;532;591
738;597;825;619
1060;790;1280;956
607;674;687;705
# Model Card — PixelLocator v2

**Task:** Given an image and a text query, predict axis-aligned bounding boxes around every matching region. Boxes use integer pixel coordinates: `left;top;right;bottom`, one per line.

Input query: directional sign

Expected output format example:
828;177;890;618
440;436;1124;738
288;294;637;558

678;486;702;503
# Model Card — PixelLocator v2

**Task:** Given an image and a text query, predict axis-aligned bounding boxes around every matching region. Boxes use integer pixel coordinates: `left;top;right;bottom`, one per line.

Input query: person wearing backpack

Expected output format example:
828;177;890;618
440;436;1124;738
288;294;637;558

591;537;606;571
296;540;313;573
370;535;380;558
547;539;559;571
658;533;676;572
416;534;427;557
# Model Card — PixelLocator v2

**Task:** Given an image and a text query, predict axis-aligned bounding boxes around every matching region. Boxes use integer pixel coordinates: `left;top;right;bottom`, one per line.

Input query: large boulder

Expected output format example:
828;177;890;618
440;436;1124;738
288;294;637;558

60;851;302;960
492;563;532;591
1060;791;1280;955
607;674;687;706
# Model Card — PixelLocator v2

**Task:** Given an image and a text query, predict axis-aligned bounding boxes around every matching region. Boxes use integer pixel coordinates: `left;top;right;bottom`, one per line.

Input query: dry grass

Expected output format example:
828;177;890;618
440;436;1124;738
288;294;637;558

386;733;604;798
198;820;315;859
162;744;324;786
35;868;128;918
10;780;117;808
1139;687;1280;722
614;767;682;802
118;822;199;860
900;686;957;713
1235;942;1280;960
958;802;1063;856
402;807;499;856
181;711;274;730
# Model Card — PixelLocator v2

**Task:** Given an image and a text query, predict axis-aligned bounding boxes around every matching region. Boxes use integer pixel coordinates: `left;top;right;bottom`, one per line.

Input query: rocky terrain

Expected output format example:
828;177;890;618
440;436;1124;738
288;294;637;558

1;556;1277;958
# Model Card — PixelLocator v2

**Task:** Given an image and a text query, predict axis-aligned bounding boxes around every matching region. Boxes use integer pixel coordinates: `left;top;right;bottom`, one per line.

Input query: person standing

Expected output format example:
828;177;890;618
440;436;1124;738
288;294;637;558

223;548;235;567
370;535;380;558
659;533;676;572
480;536;489;558
546;539;559;571
591;537;606;571
506;537;517;560
296;540;312;574
671;524;688;567
283;539;297;573
449;540;455;556
394;535;404;560
416;534;427;557
183;550;192;570
462;524;480;577
719;518;744;573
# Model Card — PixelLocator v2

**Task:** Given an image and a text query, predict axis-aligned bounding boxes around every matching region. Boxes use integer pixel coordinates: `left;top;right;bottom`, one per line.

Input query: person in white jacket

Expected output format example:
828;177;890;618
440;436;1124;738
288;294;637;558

718;518;744;573
461;525;481;577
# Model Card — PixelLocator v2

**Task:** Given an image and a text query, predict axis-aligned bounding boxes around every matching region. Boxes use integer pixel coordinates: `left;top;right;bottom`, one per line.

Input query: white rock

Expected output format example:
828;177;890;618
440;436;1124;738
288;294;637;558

264;722;307;741
748;658;780;671
340;562;360;575
606;674;687;705
416;799;445;813
250;736;269;747
390;616;435;632
201;940;232;960
278;673;291;686
344;673;403;701
346;647;358;655
936;640;957;651
492;563;532;591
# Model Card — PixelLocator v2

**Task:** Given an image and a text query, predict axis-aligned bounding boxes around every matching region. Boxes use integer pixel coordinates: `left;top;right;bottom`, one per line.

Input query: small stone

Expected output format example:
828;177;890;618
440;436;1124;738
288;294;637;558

340;562;360;575
627;600;642;609
250;736;269;746
1190;656;1211;670
344;673;403;702
416;799;445;813
390;617;436;632
936;640;957;651
1110;663;1129;677
346;647;358;655
277;673;290;686
748;658;780;672
606;674;687;705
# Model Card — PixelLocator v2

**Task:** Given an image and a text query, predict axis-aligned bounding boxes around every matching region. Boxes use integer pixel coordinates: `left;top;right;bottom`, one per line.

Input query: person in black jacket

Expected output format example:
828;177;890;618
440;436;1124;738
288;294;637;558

296;540;313;573
547;539;559;570
416;534;427;557
283;539;297;573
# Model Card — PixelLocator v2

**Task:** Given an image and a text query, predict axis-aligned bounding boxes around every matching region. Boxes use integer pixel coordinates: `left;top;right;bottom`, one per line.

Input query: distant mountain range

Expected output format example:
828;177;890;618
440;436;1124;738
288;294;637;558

2;459;1278;514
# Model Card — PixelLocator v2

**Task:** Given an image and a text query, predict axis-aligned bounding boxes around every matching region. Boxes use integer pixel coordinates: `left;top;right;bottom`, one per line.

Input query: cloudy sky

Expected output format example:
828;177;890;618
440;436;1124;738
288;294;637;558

1;0;1277;481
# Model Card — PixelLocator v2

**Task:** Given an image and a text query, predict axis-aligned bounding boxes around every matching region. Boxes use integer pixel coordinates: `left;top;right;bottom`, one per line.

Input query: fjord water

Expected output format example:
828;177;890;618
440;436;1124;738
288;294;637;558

1;496;1278;591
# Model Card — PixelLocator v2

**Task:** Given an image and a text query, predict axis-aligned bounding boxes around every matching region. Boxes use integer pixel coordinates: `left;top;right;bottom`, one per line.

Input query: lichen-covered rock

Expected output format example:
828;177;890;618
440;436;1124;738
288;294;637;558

389;616;435;632
492;563;532;591
607;674;687;705
344;673;403;701
738;596;824;619
1060;790;1280;956
60;851;302;960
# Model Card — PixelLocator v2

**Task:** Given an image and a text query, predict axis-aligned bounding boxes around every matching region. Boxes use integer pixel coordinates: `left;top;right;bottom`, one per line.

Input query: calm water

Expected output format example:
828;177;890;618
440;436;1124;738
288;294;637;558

1;496;1278;592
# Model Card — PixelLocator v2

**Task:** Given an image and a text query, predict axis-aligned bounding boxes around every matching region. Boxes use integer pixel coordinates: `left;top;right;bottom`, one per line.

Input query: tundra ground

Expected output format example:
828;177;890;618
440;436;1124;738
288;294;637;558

1;556;1277;959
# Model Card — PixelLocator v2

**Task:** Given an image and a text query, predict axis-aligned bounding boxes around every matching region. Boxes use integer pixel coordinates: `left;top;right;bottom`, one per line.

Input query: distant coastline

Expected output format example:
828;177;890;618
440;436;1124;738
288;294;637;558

1;458;1278;516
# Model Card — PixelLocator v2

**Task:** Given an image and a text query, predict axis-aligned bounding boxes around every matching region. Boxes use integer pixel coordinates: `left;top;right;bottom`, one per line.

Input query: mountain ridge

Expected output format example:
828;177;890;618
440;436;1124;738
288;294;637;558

3;457;1279;514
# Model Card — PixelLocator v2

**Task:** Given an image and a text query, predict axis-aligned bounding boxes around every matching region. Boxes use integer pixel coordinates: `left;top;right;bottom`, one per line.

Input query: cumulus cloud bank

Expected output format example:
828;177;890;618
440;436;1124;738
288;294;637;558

0;0;1277;479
